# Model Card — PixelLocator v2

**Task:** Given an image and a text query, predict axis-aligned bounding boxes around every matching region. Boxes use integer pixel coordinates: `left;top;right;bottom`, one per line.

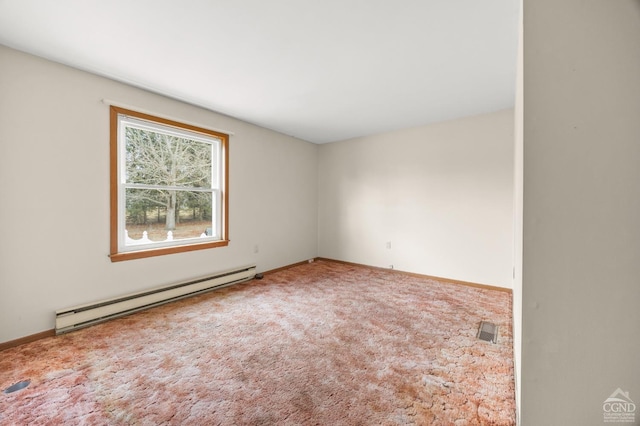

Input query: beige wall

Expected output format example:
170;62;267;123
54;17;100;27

513;1;524;420
522;0;640;424
0;46;318;343
318;110;515;288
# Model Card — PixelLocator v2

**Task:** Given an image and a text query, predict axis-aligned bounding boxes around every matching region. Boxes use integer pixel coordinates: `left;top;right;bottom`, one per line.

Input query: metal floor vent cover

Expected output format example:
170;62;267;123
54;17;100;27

478;321;498;344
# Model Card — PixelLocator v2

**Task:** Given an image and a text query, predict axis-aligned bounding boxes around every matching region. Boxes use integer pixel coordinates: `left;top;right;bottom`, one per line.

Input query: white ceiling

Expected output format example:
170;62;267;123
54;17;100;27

0;0;519;144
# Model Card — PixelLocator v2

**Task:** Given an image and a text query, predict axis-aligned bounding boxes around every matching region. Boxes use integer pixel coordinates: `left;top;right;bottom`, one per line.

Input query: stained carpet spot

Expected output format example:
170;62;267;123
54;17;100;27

4;380;30;394
478;321;498;344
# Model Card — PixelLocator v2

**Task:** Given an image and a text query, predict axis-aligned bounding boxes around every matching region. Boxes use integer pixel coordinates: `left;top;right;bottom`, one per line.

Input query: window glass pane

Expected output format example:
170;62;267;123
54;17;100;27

210;141;220;189
125;188;213;244
125;126;212;188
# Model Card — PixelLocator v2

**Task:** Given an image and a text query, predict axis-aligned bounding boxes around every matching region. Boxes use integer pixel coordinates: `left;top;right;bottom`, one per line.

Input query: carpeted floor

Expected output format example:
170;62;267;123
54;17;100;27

0;260;515;425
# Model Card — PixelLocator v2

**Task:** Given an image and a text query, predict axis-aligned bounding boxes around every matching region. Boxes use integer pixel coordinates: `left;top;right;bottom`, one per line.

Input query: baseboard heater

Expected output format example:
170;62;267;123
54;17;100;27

55;265;257;334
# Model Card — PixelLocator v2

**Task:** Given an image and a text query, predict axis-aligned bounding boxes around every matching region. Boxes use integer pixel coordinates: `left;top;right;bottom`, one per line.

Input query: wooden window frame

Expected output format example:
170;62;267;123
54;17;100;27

109;106;229;262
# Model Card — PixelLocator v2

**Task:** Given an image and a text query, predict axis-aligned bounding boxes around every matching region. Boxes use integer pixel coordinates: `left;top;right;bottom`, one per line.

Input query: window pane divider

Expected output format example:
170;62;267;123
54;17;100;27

124;183;215;192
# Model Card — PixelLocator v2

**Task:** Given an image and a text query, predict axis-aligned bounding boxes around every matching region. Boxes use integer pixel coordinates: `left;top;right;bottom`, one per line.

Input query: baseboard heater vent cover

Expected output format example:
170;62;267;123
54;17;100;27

55;265;256;334
478;321;498;344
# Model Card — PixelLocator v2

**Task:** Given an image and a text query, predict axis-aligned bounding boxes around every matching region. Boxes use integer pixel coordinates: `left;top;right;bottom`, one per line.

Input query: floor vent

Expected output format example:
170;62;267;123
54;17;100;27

478;321;498;343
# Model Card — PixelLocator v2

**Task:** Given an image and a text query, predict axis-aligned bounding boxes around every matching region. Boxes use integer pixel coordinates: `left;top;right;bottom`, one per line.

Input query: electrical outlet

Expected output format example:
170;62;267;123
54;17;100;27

253;244;259;254
386;241;391;249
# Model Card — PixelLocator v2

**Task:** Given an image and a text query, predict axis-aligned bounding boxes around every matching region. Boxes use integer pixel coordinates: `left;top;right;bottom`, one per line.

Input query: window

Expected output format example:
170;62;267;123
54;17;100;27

110;106;228;261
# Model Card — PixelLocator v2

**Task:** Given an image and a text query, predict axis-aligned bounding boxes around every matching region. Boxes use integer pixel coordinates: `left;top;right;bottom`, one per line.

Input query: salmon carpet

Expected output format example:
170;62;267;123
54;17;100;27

0;260;515;425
